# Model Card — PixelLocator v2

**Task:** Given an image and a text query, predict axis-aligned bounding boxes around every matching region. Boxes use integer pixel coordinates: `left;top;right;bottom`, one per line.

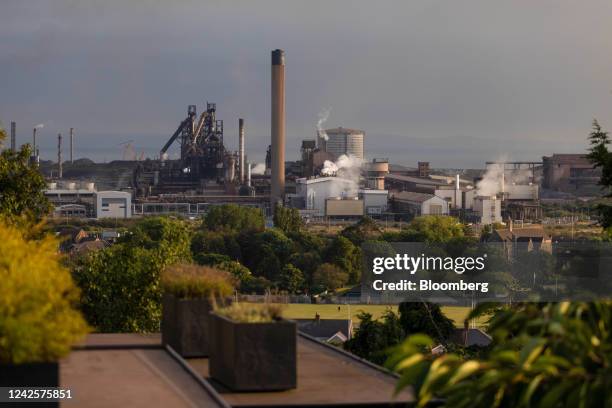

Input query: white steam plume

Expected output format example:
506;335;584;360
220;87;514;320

477;156;508;196
320;154;363;197
251;163;266;175
316;107;331;141
34;123;44;129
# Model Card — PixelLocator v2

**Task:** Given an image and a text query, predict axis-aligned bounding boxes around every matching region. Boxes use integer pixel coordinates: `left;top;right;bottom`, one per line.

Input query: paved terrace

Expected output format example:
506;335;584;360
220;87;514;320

60;333;414;407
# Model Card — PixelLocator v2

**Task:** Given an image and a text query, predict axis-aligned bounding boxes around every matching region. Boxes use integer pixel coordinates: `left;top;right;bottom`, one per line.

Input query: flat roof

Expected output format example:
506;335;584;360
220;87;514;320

61;333;413;407
187;334;413;407
62;334;226;408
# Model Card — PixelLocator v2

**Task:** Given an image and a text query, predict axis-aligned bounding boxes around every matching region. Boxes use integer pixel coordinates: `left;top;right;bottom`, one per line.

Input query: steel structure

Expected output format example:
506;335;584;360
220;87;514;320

160;103;225;180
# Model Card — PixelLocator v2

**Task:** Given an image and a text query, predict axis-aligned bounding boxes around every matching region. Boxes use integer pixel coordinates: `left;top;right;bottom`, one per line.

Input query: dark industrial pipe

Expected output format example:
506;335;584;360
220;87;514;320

10;121;16;152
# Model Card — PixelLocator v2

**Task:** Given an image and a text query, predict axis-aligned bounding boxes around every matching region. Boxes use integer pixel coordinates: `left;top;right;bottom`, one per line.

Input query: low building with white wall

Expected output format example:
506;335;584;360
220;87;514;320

473;196;502;225
296;177;358;216
391;191;449;217
94;191;132;219
359;189;388;216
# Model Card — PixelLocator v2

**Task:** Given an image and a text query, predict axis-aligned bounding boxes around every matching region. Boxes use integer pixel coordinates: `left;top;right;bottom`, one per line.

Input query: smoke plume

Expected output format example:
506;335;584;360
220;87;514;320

251;163;265;175
316;107;331;141
34;123;44;129
320;154;364;197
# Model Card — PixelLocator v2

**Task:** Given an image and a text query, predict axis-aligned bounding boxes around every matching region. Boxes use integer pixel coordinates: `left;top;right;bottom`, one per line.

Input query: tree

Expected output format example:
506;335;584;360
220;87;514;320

397;216;465;243
120;217;192;262
398;302;455;342
73;218;192;332
586;119;612;228
279;263;305;293
341;216;383;245
203;204;265;232
312;263;349;292
273;203;304;233
344;310;404;365
72;244;165;332
387;302;612;407
326;236;362;284
0;127;51;221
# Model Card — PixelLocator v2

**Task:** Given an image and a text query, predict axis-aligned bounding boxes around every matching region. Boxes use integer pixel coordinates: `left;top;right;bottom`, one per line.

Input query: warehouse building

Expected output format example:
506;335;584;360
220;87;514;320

94;191;132;219
390;191;449;217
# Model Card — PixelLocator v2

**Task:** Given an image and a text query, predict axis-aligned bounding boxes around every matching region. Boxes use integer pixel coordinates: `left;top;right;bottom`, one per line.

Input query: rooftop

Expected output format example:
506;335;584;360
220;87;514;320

385;174;448;186
61;332;414;407
392;191;436;203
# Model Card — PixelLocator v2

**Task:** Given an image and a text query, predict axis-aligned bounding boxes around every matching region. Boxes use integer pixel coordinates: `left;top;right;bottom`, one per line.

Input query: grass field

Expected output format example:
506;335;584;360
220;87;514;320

245;303;487;328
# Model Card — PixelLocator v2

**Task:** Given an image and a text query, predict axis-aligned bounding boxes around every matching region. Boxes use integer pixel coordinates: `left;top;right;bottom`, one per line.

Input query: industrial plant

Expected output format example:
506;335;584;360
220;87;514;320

2;48;604;226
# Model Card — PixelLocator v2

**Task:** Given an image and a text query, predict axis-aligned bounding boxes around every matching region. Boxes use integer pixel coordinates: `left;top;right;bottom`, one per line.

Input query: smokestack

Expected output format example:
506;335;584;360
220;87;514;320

271;49;286;208
239;118;245;183
33;127;37;151
247;161;252;187
10;122;16;152
70;127;74;164
57;133;63;179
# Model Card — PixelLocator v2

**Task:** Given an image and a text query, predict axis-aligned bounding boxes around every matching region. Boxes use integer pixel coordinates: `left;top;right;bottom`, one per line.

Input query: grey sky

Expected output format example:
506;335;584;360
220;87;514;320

1;0;612;167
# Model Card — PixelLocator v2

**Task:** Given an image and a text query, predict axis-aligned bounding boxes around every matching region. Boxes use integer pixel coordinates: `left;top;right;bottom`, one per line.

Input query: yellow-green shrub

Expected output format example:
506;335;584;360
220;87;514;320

161;263;235;300
0;222;89;364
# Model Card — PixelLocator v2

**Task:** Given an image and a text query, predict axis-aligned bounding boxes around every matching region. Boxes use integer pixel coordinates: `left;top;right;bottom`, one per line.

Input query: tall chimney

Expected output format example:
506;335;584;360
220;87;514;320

33;127;37;151
57;133;63;179
70;127;74;164
247;161;252;187
239;118;245;183
10;121;16;152
271;49;286;208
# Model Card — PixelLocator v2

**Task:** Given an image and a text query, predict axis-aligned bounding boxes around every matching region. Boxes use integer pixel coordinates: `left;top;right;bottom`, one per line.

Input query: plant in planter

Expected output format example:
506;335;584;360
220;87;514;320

161;263;234;357
0;222;89;403
209;303;297;391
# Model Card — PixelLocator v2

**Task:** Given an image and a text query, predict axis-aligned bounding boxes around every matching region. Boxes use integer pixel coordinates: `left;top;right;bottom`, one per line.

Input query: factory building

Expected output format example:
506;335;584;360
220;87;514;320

473;196;502;225
94;191;132;219
542;154;601;195
390;192;449;217
318;127;364;160
295;177;388;217
385;174;448;194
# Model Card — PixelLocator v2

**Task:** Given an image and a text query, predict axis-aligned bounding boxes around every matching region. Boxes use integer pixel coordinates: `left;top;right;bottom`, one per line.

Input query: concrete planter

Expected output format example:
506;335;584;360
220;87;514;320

161;294;214;357
0;362;59;407
209;313;297;391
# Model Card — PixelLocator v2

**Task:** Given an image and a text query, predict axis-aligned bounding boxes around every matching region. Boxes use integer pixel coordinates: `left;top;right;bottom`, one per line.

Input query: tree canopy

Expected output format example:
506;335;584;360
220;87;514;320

0;128;51;221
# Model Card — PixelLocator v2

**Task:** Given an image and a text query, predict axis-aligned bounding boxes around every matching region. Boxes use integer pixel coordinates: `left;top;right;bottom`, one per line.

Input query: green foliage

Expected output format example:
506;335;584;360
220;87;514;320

121;217;192;261
396;216;465;243
73;217;192;333
0;222;88;364
325;236;362;284
587;119;612;227
387;302;612;408
73;244;165;332
312;263;349;292
192;229;242;261
240;228;296;281
344;310;404;365
341;216;383;245
215;303;284;323
0;129;51;221
279;263;305;293
161;263;235;299
398;302;455;342
273;203;304;233
203;204;265;232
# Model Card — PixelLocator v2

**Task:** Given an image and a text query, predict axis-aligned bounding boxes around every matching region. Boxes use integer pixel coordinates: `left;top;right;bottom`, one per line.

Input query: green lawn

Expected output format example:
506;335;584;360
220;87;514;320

245;303;487;328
